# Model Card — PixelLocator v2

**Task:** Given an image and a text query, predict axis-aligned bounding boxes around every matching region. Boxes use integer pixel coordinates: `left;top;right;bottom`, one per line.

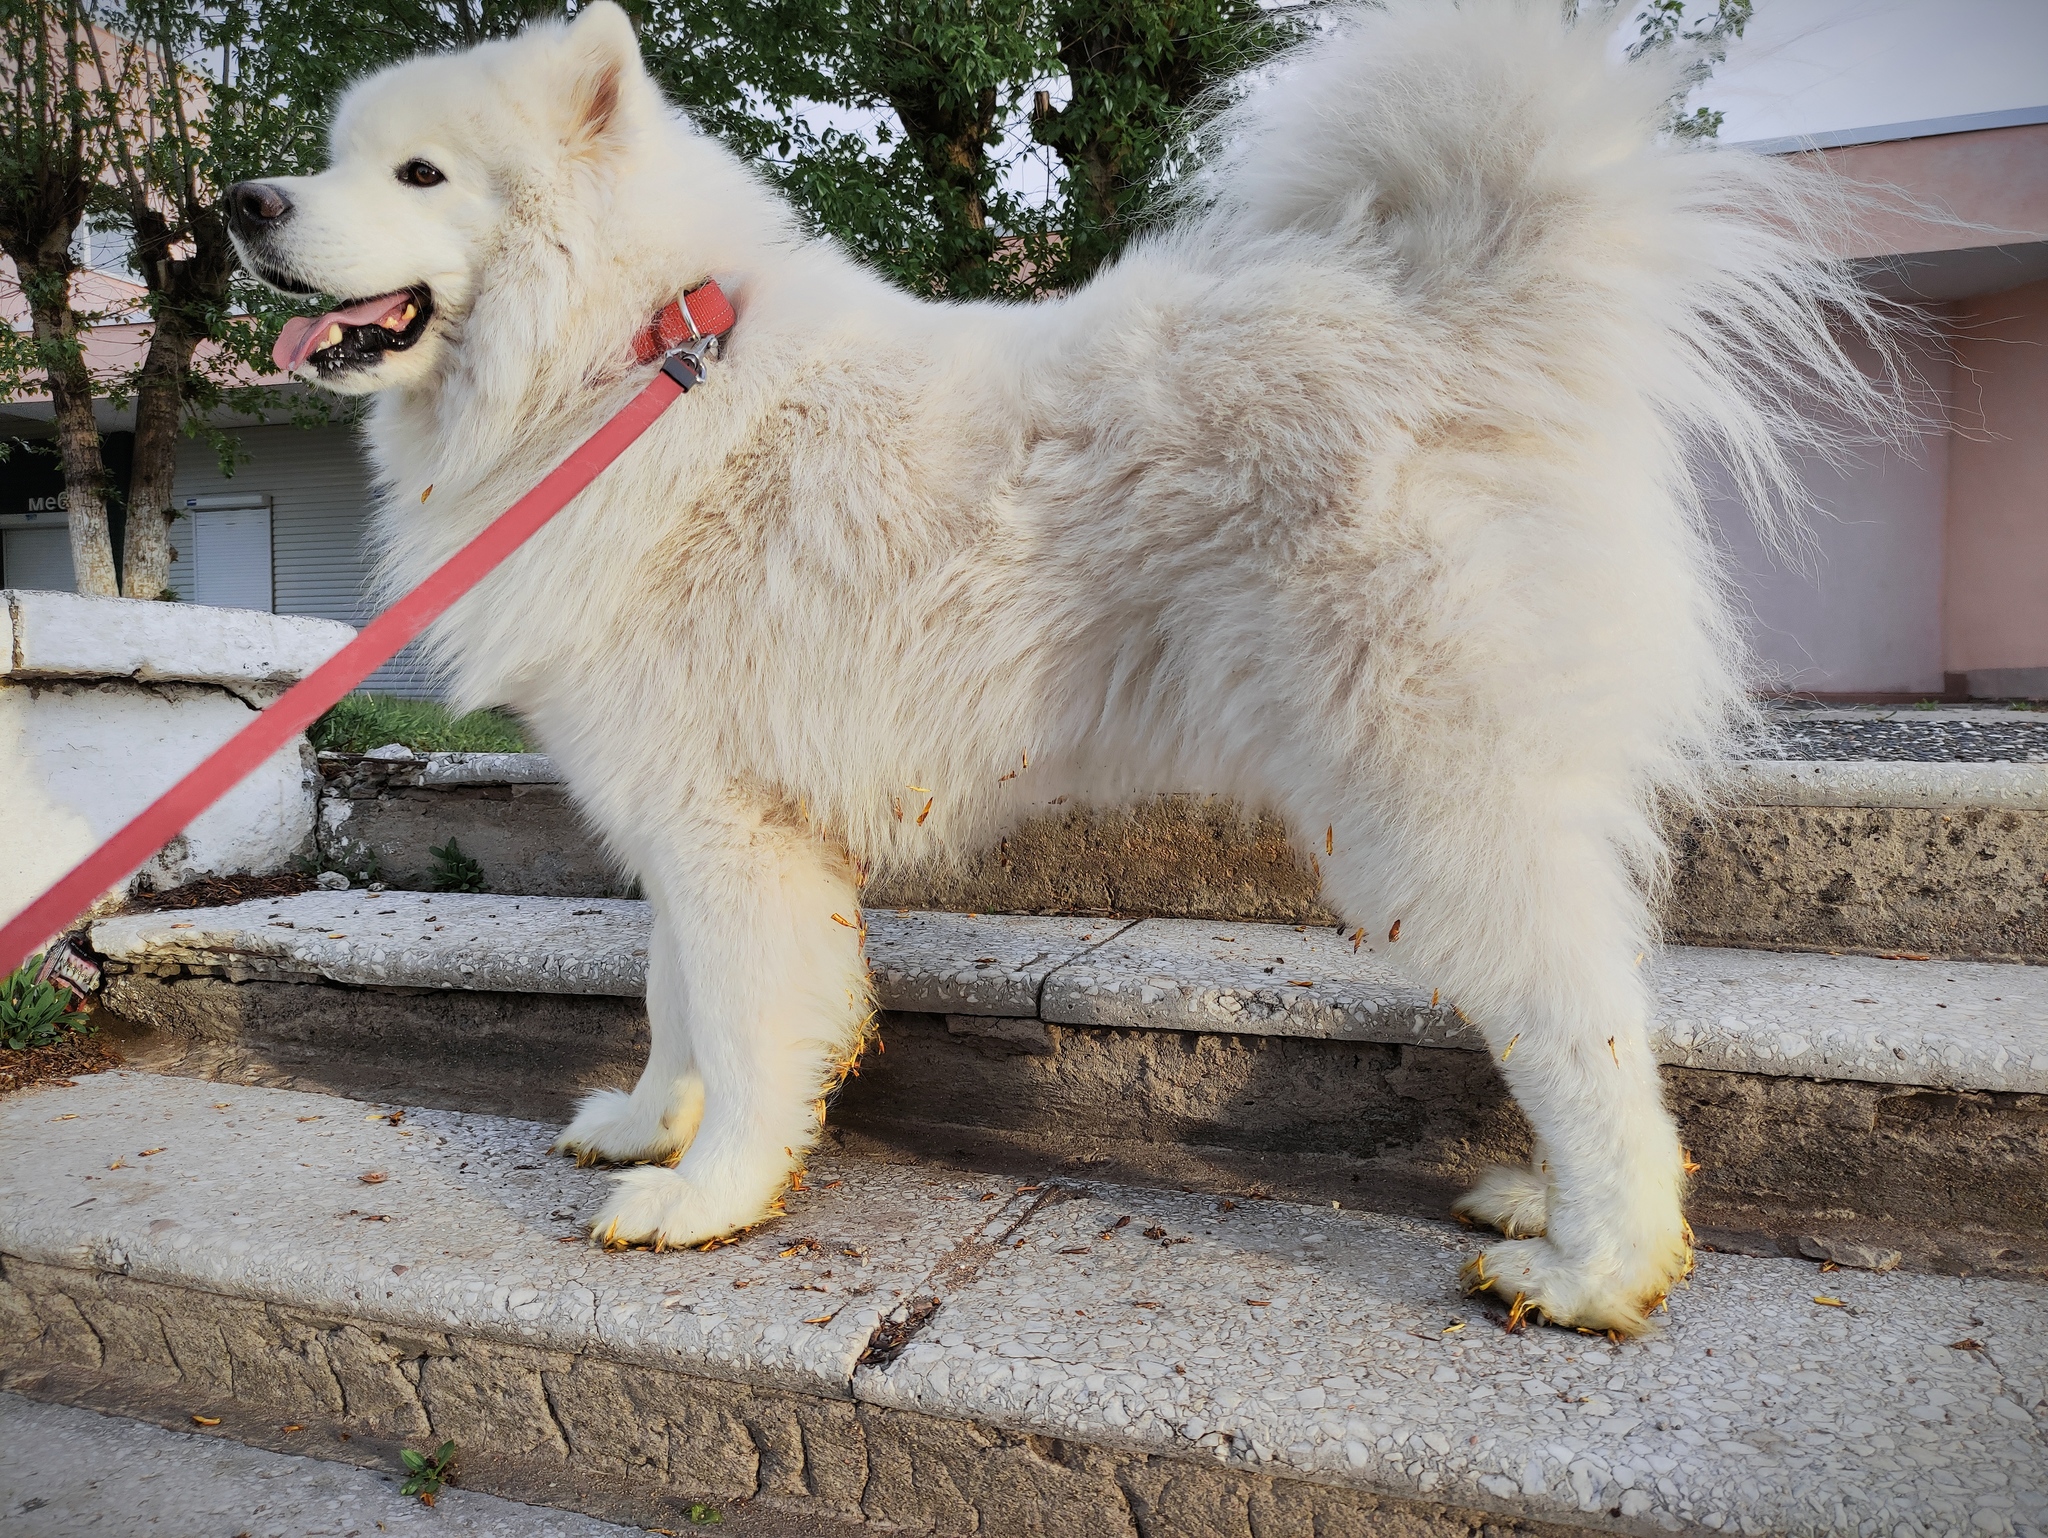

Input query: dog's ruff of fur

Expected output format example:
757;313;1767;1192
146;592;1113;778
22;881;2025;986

239;0;1895;1333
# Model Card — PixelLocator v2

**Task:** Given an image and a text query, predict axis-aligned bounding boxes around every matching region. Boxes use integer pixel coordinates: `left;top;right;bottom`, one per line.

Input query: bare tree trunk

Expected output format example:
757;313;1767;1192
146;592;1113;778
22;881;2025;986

50;374;116;597
27;273;117;598
121;314;198;600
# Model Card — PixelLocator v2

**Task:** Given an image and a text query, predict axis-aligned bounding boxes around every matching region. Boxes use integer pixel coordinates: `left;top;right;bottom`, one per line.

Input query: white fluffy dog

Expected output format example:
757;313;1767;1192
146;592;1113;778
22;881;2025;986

231;0;1891;1334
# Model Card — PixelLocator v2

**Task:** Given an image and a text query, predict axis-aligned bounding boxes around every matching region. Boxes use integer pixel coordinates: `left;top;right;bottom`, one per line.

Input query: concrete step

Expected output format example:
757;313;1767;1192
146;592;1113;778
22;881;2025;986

313;751;2048;959
88;895;2048;1275
4;1071;2043;1538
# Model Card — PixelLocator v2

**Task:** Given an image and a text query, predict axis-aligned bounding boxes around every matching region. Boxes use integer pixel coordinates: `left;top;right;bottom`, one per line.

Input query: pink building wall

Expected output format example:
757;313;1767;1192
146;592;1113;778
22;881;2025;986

1944;276;2048;692
1710;125;2048;699
1822;124;2048;263
1713;336;1952;697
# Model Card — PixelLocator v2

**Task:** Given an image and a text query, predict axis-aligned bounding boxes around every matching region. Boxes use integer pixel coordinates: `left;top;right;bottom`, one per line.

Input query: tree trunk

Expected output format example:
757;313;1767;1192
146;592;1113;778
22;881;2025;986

51;374;116;597
887;79;1000;291
122;312;199;601
26;269;117;598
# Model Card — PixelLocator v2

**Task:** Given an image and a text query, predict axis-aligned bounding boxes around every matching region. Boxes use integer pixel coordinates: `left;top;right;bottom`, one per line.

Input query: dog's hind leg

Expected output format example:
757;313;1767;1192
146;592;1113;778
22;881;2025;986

580;798;870;1249
1317;797;1688;1337
1452;1142;1551;1239
552;911;706;1166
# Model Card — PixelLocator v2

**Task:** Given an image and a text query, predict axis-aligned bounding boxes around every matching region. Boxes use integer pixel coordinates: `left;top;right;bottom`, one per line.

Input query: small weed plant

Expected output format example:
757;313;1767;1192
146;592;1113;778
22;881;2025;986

430;838;487;893
311;693;528;754
2;955;95;1051
399;1439;457;1504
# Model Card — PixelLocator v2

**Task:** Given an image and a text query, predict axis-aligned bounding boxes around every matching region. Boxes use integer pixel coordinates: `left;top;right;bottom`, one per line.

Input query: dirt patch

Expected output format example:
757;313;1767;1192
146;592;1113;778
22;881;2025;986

0;1032;122;1097
125;872;317;913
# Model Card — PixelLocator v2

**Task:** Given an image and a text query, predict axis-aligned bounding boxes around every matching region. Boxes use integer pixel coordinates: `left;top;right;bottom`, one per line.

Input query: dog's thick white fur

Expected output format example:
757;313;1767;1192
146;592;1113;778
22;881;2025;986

239;0;1894;1333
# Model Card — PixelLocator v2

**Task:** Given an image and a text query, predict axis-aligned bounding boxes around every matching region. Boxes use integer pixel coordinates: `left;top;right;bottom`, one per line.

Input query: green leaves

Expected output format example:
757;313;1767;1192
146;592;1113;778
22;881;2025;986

430;838;488;895
398;1439;457;1501
1031;0;1290;285
1627;0;1753;140
638;0;1298;298
1;955;96;1053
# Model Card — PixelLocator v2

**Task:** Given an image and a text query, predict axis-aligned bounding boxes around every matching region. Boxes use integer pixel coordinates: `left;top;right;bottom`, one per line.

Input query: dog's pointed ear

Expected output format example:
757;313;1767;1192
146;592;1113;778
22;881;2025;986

564;2;644;149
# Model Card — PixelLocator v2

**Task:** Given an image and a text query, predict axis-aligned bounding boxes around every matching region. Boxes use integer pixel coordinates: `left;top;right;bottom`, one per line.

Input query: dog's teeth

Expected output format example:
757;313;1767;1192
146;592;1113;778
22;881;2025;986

324;323;344;347
399;304;416;326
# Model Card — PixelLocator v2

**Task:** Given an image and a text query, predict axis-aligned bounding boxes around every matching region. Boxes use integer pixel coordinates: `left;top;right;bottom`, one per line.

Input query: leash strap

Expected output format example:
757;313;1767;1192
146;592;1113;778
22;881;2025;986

0;283;733;977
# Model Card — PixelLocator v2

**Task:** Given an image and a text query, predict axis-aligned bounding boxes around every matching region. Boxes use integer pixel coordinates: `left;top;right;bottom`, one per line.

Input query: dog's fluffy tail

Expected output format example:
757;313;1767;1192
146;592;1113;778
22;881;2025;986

1192;0;1914;551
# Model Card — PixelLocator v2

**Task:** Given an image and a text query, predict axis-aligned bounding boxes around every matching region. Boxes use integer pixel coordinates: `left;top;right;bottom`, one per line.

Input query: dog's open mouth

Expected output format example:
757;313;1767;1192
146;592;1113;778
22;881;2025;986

273;286;434;375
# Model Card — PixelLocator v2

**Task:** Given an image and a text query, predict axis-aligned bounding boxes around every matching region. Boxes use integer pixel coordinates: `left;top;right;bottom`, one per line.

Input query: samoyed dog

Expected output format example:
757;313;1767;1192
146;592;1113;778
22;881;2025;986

229;0;1892;1333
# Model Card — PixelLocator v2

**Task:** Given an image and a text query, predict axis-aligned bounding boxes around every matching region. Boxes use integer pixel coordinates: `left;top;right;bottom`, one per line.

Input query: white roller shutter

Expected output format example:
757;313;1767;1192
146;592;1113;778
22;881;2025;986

1;525;77;591
188;498;274;612
171;424;439;697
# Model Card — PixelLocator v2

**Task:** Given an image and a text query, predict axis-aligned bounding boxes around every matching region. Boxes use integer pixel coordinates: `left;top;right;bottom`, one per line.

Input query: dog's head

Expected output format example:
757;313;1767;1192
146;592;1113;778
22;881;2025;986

228;3;659;396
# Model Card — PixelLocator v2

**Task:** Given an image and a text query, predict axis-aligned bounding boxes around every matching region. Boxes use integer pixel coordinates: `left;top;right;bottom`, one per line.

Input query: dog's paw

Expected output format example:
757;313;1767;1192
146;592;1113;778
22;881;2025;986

1459;1233;1690;1339
550;1085;700;1167
1452;1164;1549;1238
587;1165;779;1250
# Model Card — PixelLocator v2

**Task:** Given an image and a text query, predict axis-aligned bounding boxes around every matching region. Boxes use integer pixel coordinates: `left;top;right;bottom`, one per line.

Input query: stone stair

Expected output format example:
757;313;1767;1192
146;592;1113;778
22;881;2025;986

83;893;2048;1277
315;750;2048;960
4;1069;2044;1537
10;738;2045;1533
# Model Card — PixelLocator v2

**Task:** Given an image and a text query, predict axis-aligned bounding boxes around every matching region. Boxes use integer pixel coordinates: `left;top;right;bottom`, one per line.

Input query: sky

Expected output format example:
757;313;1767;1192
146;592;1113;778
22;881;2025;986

1694;0;2048;146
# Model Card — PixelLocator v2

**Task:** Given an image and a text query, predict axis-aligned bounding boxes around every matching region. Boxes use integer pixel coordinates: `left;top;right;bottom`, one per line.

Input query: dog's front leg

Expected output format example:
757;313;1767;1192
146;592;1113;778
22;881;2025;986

574;802;871;1250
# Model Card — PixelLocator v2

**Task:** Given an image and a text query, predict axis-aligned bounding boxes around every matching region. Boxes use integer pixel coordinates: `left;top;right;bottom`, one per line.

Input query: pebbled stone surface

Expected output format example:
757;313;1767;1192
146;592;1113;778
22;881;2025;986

1752;711;2048;764
1046;918;2048;1095
859;1181;2048;1537
1648;946;2048;1091
0;1392;645;1536
5;1074;2046;1537
316;785;629;898
1667;803;2048;962
298;754;2048;956
1040;920;1470;1046
0;1073;1018;1401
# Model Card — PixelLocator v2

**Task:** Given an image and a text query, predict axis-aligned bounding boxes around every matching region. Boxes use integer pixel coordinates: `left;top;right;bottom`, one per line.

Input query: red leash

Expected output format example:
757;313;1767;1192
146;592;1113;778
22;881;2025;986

0;283;734;978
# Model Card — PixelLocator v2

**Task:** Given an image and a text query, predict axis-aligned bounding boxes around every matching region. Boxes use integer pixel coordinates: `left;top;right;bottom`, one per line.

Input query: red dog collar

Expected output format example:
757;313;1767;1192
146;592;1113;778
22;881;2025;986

632;280;736;367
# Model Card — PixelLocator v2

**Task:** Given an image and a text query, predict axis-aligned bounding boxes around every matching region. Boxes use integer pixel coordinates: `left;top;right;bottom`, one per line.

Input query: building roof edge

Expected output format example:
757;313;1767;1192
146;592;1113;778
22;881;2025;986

1726;105;2048;157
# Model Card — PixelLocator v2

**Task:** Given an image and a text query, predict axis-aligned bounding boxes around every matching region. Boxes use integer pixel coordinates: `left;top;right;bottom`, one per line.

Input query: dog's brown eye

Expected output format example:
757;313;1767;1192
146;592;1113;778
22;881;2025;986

398;159;445;188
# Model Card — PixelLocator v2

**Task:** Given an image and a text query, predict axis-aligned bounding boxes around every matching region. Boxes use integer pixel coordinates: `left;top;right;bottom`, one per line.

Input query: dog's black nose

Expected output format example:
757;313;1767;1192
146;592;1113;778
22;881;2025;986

226;181;291;232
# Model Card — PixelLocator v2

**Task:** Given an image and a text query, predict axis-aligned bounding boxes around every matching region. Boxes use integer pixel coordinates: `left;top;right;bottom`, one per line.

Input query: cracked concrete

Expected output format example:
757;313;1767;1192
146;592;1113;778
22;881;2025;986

92;898;2048;1095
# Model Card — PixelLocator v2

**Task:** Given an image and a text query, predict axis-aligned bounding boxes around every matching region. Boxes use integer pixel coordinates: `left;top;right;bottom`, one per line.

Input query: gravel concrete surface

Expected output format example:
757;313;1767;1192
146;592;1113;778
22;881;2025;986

861;1181;2048;1537
0;1392;645;1536
1752;709;2048;763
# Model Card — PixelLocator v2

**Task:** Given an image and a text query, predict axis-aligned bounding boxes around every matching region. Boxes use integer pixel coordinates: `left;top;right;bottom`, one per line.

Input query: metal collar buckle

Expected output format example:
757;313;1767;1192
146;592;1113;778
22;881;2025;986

661;332;720;391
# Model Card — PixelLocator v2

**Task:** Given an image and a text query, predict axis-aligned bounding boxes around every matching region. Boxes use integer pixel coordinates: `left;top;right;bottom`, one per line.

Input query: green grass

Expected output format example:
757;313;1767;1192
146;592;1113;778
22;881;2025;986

309;693;530;755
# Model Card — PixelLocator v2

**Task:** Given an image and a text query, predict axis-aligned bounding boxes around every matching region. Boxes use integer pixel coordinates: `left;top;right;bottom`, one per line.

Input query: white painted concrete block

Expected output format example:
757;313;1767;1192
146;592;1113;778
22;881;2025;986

0;592;353;931
2;589;352;703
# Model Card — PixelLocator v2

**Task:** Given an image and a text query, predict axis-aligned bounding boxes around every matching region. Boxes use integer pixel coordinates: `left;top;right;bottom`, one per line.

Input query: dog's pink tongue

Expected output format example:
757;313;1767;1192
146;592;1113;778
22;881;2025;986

273;291;414;371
